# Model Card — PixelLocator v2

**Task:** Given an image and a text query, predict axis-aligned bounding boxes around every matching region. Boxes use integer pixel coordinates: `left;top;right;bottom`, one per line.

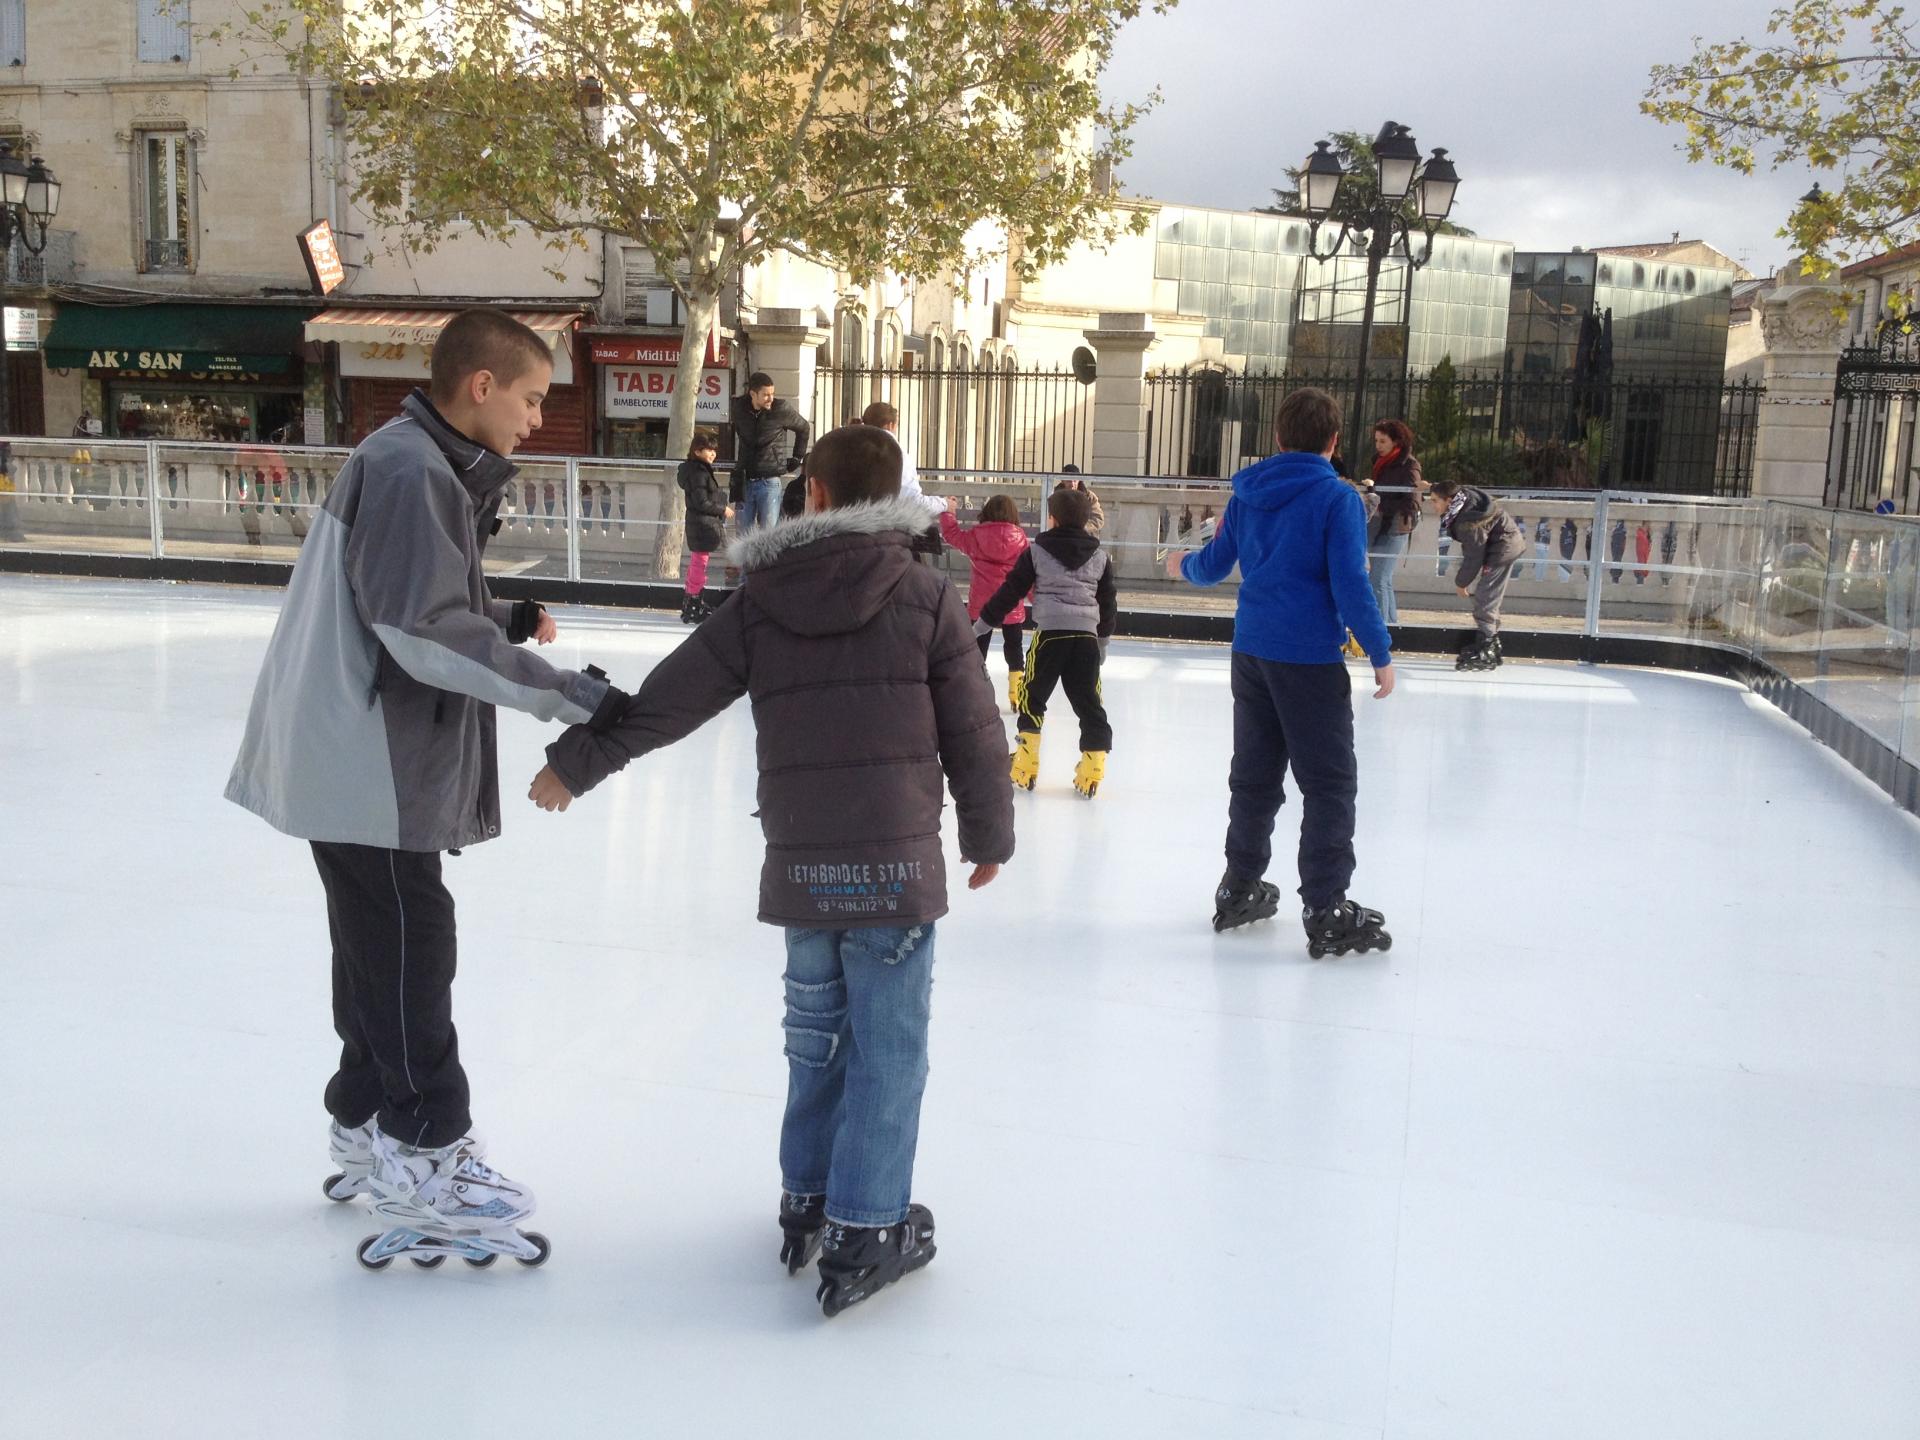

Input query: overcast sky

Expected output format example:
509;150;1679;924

1100;0;1815;275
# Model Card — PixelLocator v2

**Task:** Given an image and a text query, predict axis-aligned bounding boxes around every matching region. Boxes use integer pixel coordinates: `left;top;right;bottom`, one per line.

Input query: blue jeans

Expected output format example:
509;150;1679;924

738;476;783;535
779;923;937;1227
1368;530;1409;625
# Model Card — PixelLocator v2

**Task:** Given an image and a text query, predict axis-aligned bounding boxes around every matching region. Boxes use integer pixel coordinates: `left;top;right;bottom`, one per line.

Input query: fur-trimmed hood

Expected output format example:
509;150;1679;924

726;494;933;571
726;495;934;639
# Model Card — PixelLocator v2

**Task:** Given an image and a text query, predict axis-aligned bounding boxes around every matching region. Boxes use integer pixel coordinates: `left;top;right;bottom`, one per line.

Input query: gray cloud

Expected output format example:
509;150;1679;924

1101;0;1817;273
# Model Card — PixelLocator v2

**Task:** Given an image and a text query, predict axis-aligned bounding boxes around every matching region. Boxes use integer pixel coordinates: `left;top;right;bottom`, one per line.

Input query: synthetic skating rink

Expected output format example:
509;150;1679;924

4;576;1918;1440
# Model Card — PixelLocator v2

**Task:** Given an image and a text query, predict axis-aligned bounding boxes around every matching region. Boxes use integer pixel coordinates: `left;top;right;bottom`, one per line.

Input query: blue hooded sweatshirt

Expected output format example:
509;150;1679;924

1180;450;1393;669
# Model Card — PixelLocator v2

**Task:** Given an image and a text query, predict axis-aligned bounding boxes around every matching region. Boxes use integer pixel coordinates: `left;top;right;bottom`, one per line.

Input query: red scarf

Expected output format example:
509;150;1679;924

1371;446;1404;481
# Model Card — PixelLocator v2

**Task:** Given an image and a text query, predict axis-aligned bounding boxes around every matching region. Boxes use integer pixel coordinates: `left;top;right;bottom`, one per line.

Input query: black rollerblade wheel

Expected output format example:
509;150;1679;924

411;1254;446;1270
1308;941;1327;959
465;1252;499;1269
516;1232;552;1268
322;1173;353;1202
355;1236;392;1272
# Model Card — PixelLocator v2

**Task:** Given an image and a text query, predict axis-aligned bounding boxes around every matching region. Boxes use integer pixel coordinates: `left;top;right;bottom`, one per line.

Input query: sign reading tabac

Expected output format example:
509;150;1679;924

298;220;347;296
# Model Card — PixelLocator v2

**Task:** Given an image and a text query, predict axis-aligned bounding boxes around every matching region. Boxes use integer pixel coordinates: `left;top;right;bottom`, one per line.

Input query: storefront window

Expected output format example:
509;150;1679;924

111;386;304;443
606;421;669;459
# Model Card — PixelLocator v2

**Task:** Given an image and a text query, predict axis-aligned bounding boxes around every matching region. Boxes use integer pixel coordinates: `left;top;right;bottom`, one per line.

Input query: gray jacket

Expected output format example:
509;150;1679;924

977;525;1117;637
225;392;610;851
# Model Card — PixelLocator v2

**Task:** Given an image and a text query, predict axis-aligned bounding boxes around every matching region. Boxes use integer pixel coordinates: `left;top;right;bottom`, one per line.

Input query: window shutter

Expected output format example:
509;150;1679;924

138;0;190;63
0;0;25;67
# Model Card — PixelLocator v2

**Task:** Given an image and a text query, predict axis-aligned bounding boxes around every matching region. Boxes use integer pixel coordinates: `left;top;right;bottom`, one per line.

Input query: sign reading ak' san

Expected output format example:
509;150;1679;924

90;350;190;370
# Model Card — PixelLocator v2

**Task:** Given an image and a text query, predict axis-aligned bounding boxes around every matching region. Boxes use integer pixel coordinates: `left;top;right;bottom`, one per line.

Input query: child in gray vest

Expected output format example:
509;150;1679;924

978;485;1117;797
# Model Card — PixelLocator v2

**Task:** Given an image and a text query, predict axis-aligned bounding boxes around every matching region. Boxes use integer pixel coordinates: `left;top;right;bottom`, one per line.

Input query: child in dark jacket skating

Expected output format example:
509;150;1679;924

1426;474;1528;670
1167;386;1396;957
675;428;732;623
529;425;1014;1318
940;493;1032;713
977;485;1117;798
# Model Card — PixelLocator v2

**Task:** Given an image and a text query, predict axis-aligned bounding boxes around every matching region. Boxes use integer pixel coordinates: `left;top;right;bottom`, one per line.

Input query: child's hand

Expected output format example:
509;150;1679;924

528;765;575;812
1164;550;1186;581
966;862;1001;890
944;495;959;513
534;609;558;645
1373;664;1396;700
1455;585;1470;598
724;506;735;521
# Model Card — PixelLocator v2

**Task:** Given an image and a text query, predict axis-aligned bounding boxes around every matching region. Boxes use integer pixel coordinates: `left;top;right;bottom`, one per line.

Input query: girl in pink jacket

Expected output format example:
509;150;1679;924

941;493;1032;712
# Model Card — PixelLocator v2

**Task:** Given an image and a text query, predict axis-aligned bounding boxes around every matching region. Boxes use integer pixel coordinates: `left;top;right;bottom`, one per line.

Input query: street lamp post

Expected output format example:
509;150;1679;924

0;143;62;438
1299;121;1460;429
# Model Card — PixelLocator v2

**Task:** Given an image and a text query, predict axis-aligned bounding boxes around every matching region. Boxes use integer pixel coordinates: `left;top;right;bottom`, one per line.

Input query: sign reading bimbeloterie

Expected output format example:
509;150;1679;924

592;332;733;423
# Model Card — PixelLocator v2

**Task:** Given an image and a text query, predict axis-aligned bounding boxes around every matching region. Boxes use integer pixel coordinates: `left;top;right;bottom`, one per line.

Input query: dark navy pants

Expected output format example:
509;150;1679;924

1224;653;1358;909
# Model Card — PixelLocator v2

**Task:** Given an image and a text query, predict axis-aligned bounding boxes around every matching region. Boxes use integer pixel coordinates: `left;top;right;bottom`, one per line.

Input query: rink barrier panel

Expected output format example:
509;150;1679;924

2;440;1917;818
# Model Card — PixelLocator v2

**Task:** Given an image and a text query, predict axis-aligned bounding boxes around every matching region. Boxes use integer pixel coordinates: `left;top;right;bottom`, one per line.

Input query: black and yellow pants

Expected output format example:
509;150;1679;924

1018;631;1112;751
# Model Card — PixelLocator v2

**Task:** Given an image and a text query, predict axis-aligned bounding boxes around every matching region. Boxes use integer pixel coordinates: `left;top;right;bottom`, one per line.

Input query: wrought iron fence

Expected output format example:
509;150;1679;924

1144;367;1764;498
812;363;1095;473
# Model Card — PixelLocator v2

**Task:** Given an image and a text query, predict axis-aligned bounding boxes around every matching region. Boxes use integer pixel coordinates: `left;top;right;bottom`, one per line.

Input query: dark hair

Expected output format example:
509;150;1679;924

979;494;1020;525
781;476;808;517
1061;463;1082;475
429;309;553;404
1048;485;1093;529
747;371;775;392
861;401;899;428
1425;473;1464;498
1275;387;1342;454
804;424;902;507
1373;418;1415;452
690;427;718;453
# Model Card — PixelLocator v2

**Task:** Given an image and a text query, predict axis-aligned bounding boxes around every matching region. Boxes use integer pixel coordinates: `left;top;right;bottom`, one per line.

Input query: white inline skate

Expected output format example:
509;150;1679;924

322;1119;377;1202
356;1133;550;1271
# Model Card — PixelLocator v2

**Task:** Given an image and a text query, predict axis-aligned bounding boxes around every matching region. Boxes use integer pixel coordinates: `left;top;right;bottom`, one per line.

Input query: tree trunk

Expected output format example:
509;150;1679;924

651;283;723;579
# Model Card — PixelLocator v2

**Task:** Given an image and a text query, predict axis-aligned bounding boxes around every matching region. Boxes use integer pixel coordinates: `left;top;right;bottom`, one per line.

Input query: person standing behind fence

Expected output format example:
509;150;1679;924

861;401;945;560
677;428;732;624
731;372;811;536
1054;470;1105;534
1367;420;1422;625
1425;472;1527;672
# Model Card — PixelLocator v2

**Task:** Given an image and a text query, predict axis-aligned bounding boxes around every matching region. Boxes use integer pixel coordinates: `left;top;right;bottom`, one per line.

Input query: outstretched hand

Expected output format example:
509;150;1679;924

966;862;1001;891
528;765;574;812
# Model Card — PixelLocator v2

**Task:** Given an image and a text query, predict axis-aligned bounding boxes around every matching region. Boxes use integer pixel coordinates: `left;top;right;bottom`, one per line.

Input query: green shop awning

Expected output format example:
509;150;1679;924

44;303;314;377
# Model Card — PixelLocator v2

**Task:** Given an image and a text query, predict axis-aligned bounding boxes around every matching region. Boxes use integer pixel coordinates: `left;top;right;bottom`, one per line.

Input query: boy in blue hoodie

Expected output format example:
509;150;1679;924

1168;387;1396;958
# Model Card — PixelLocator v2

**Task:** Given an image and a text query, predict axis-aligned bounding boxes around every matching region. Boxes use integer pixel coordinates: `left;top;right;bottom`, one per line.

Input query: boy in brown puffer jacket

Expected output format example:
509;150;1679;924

1426;473;1528;670
528;424;1014;1318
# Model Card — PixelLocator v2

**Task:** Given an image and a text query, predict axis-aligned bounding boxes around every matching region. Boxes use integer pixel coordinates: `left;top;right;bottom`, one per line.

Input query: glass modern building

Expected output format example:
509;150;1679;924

1508;250;1735;377
1150;205;1514;374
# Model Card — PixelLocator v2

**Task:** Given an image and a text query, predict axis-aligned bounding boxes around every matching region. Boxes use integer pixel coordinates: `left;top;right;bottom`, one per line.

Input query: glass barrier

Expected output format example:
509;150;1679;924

3;437;1917;786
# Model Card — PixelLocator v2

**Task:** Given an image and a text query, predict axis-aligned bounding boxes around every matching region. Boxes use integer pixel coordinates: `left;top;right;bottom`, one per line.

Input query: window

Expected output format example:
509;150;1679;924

140;130;194;271
138;0;190;62
1;0;24;68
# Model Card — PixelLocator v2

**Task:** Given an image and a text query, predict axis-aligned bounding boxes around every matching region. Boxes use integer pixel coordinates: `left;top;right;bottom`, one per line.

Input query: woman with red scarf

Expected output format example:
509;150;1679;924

1367;419;1424;624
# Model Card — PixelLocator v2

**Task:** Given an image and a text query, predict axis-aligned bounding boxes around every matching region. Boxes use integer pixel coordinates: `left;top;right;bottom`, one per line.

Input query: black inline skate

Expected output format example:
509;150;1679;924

1302;897;1392;959
1213;869;1281;932
779;1192;827;1276
815;1204;937;1317
1456;633;1503;671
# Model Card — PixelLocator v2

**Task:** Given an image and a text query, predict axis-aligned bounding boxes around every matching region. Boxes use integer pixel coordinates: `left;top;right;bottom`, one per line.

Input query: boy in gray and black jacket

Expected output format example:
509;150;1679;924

978;484;1117;798
225;309;625;1265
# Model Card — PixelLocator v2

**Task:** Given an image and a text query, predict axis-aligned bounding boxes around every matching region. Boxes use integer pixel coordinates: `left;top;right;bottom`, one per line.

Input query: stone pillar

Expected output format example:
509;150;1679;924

1083;312;1159;477
1751;283;1849;503
740;307;832;429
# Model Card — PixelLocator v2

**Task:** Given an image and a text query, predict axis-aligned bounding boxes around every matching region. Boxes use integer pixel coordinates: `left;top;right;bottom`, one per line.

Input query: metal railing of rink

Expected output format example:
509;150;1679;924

3;437;1916;812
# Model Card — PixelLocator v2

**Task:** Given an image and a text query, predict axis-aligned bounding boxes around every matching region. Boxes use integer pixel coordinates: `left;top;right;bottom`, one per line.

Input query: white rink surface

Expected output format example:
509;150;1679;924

4;575;1919;1440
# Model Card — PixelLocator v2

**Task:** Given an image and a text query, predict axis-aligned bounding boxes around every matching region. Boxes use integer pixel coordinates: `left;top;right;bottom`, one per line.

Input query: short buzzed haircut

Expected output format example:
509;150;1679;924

805;424;902;508
748;371;775;392
1275;386;1342;454
429;309;553;405
1048;485;1093;529
861;401;899;428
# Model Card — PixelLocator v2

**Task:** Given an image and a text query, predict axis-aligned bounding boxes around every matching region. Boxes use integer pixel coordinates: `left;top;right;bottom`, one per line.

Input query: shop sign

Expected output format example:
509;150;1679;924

4;306;38;351
88;348;285;379
298;220;347;296
603;365;729;421
588;333;731;367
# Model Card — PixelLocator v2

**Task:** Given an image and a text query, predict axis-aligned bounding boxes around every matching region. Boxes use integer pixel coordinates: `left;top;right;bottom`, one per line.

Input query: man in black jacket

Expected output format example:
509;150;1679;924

731;371;811;536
